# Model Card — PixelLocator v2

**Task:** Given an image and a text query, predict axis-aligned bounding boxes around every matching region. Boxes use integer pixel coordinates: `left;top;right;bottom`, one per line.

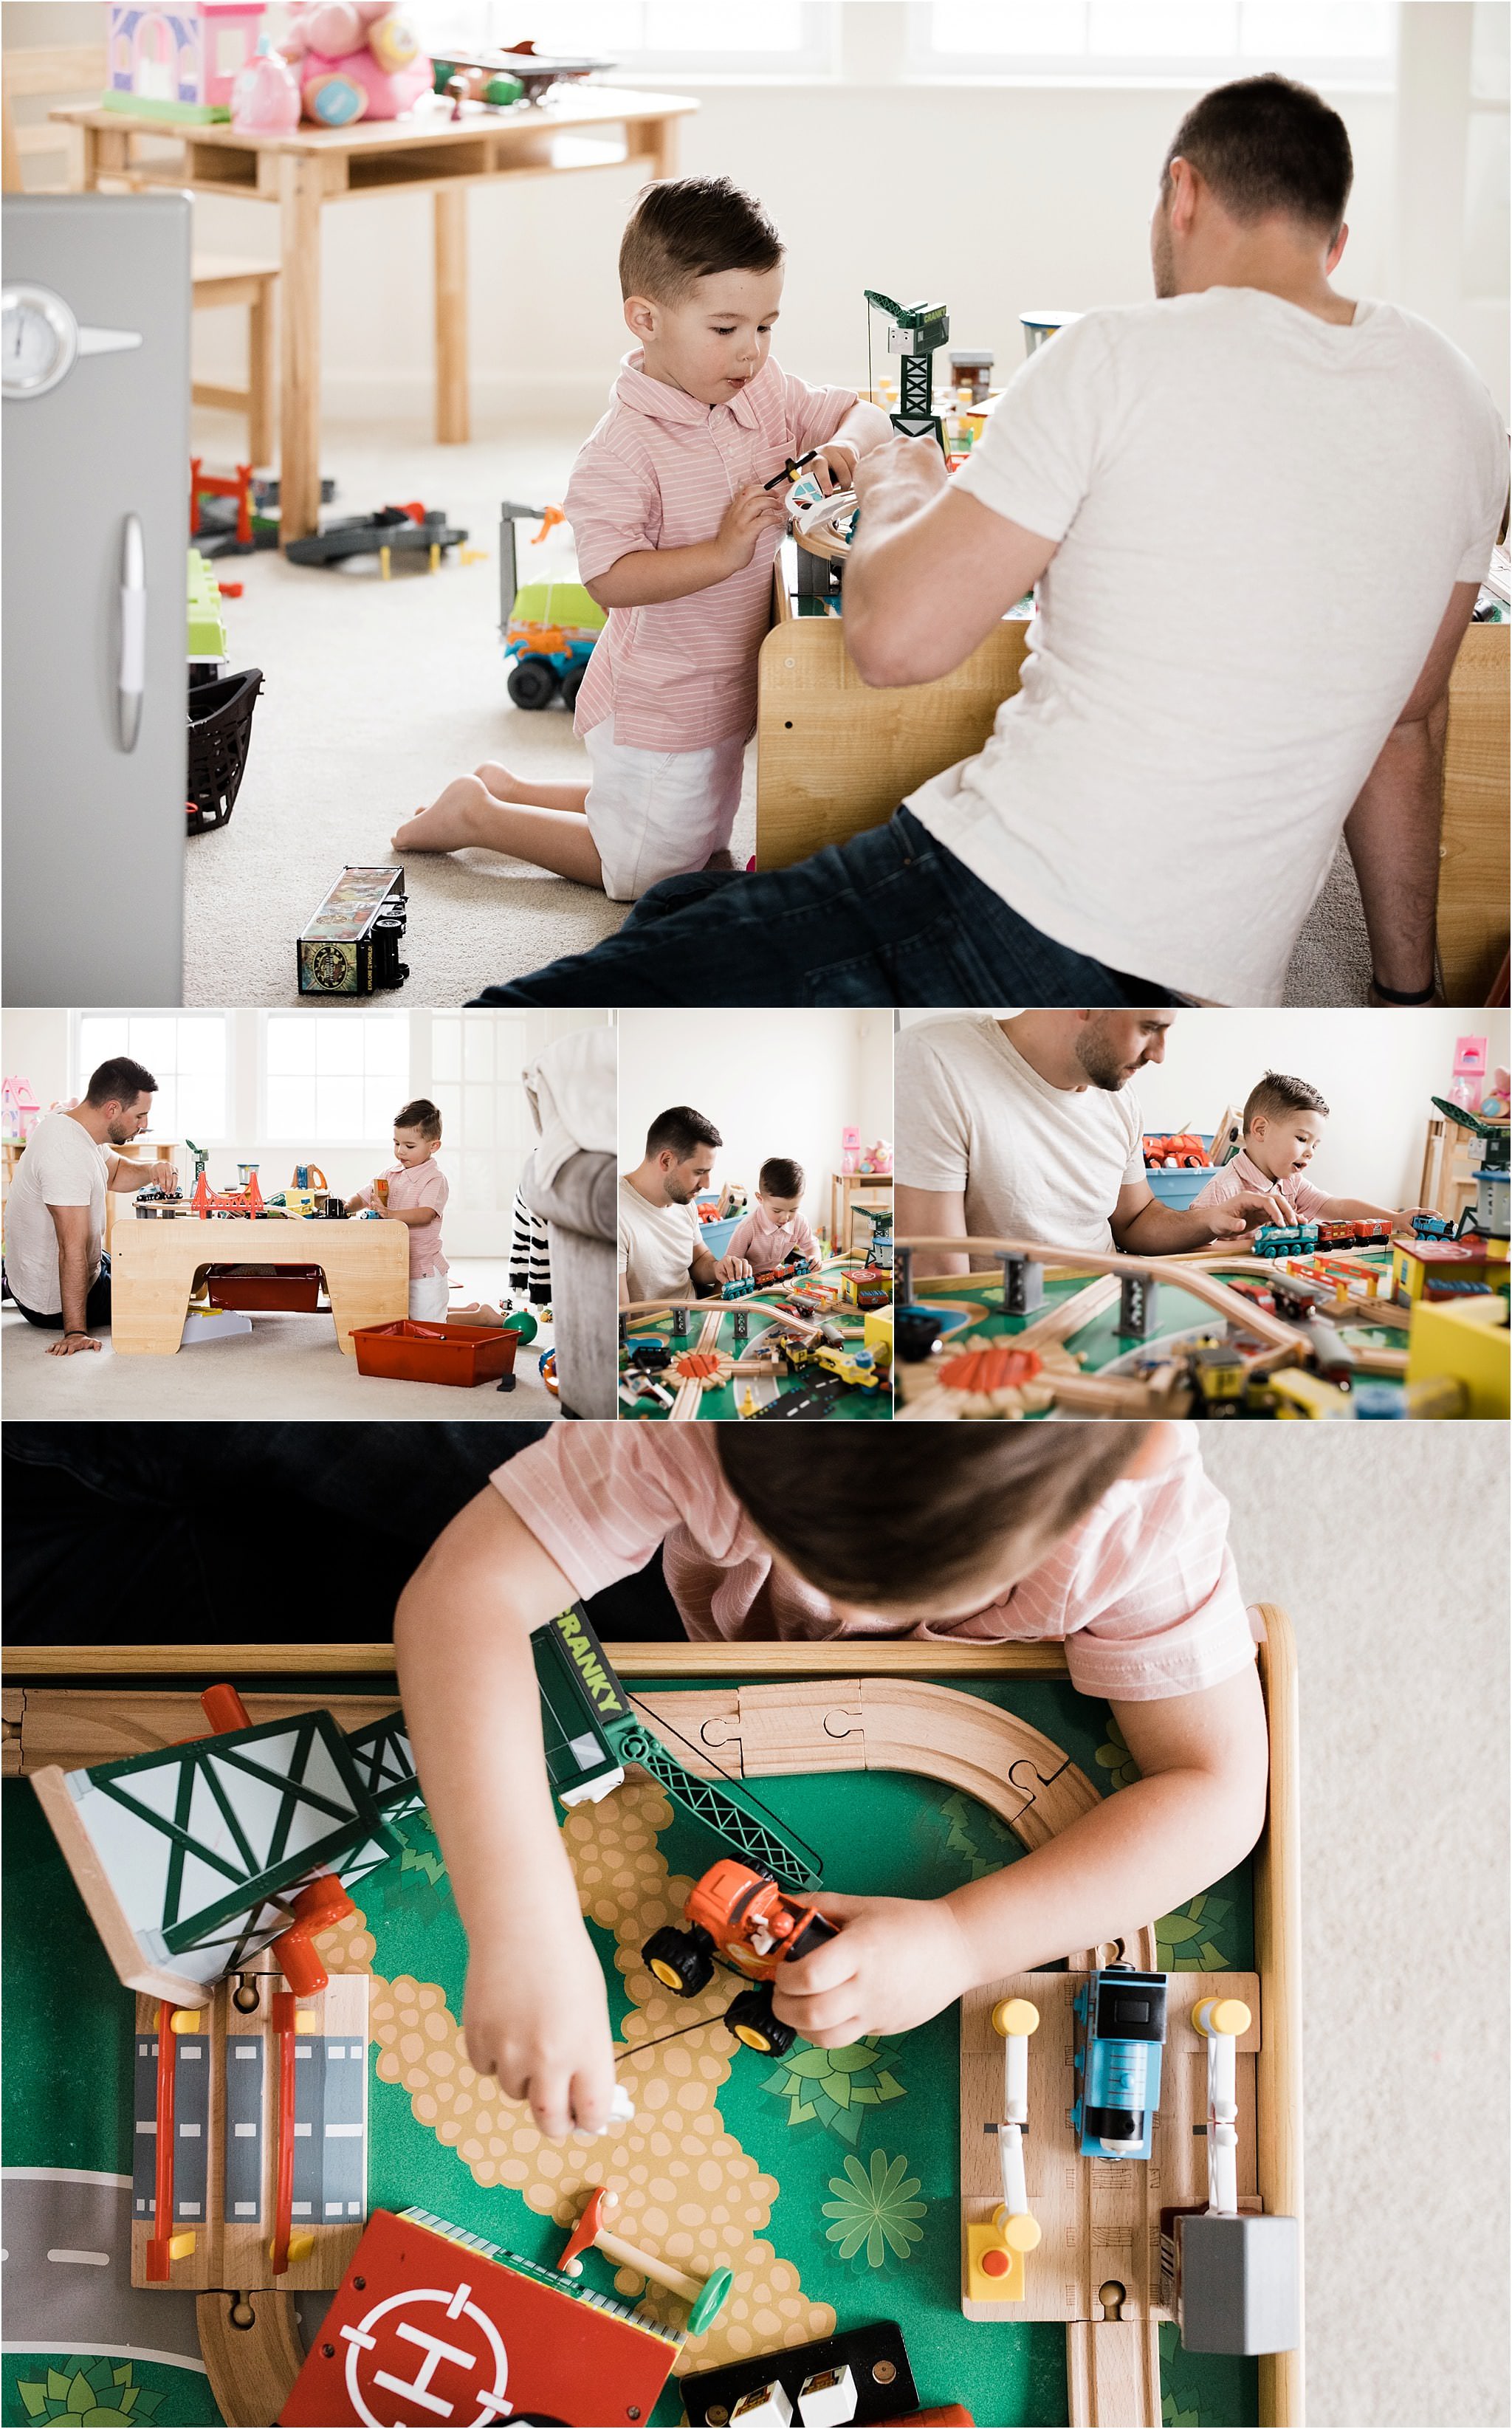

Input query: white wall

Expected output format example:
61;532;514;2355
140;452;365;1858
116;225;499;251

618;1008;890;1241
896;1007;1509;1210
13;1;1495;417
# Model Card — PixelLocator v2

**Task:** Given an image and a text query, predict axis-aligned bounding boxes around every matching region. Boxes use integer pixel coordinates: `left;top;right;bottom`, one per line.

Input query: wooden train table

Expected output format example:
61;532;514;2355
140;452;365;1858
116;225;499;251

894;1236;1415;1420
620;1255;893;1421
109;1215;408;1356
1;1625;1301;2428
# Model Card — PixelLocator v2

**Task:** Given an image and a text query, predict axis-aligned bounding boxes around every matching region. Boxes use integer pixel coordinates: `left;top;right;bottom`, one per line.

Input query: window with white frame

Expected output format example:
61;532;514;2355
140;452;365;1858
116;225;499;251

262;1013;410;1144
74;1013;230;1141
909;1;1397;86
427;1012;534;1229
415;0;836;78
1467;0;1510;298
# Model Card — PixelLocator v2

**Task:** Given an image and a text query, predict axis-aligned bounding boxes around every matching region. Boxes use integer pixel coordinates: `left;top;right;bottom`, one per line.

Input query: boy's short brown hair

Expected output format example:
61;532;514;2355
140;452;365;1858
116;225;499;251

1243;1072;1329;1131
395;1098;442;1142
716;1426;1153;1607
619;175;783;306
760;1157;803;1199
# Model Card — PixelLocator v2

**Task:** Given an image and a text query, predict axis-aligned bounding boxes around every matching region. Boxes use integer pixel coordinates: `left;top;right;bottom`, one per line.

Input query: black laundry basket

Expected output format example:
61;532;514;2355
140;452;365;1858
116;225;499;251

187;667;264;833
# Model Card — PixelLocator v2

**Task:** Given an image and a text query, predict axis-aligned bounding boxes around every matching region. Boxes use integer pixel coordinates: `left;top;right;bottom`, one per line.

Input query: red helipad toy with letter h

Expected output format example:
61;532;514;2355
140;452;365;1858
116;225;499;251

278;2207;681;2428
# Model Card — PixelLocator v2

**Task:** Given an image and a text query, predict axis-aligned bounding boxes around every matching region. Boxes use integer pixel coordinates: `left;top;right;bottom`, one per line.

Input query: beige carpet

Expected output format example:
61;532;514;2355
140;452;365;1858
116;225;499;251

1200;1426;1508;2429
187;410;1367;1008
0;1258;560;1420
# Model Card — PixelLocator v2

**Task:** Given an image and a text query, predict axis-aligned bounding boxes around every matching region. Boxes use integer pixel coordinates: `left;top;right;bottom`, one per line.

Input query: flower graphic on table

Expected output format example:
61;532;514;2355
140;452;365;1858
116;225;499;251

1095;1717;1140;1793
14;2357;165;2423
821;2148;928;2270
1155;1890;1234;1973
760;2035;907;2145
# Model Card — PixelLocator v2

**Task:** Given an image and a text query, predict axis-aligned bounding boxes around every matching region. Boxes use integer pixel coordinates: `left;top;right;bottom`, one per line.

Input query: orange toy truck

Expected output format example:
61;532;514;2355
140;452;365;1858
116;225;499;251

642;1859;839;2056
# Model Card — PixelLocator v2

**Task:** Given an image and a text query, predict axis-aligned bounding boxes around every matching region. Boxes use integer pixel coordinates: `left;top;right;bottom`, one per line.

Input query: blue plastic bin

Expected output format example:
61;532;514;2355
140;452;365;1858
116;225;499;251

1143;1133;1219;1209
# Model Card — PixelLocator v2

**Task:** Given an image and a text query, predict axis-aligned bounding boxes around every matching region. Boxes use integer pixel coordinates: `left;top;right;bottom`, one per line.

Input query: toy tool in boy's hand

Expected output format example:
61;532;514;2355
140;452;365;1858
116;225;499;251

764;447;822;490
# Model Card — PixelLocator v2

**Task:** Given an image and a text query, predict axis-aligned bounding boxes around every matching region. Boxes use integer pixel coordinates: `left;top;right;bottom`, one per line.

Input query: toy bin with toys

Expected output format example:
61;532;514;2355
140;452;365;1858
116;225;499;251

352;1316;523;1388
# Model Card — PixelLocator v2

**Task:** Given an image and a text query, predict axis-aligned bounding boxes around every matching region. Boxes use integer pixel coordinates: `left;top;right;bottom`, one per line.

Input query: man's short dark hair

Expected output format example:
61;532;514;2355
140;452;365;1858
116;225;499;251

85;1055;157;1108
620;174;783;306
1164;75;1353;237
646;1105;722;1161
395;1098;442;1142
760;1157;803;1198
1244;1071;1330;1130
716;1427;1153;1607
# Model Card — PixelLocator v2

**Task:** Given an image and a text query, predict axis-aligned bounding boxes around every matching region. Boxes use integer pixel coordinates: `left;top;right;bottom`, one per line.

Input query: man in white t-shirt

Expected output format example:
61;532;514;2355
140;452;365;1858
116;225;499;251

3;1057;175;1355
896;1009;1293;1271
617;1104;755;1306
481;72;1507;1011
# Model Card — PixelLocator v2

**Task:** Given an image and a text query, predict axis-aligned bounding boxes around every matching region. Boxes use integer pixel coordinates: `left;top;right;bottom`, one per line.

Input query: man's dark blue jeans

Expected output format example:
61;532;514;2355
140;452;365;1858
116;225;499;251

470;808;1189;1008
4;1250;112;1331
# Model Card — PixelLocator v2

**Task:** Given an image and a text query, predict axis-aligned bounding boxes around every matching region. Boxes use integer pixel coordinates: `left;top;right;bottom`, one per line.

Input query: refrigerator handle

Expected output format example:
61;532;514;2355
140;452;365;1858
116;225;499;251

118;513;146;753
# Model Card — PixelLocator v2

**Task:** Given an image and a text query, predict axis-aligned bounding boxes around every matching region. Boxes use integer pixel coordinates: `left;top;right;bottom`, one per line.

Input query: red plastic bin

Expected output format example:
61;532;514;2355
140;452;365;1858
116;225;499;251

351;1319;521;1388
205;1264;323;1311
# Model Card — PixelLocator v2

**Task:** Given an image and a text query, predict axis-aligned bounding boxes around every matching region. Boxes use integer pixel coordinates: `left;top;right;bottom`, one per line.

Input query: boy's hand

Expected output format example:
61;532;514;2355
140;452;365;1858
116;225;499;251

1207;1186;1299;1235
715;1253;753;1282
462;1904;618;2140
771;1892;975;2045
714;484;786;576
813;439;860;494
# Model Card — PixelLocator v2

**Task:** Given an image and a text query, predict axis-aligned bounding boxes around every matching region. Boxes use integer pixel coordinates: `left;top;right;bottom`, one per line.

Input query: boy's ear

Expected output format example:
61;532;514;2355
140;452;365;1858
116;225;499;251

624;294;659;345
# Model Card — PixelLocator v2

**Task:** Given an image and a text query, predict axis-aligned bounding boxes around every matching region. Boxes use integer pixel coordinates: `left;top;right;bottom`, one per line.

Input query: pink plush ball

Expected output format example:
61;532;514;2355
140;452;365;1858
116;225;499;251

300;44;428;125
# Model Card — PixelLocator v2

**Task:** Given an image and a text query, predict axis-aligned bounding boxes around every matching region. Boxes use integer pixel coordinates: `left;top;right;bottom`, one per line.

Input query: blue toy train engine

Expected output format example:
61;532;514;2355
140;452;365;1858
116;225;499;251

1071;1964;1169;2160
1248;1223;1320;1260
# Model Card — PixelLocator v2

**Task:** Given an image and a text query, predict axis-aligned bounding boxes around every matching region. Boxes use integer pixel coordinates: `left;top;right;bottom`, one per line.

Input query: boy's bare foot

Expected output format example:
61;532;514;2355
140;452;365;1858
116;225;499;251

474;760;526;802
393;776;496;853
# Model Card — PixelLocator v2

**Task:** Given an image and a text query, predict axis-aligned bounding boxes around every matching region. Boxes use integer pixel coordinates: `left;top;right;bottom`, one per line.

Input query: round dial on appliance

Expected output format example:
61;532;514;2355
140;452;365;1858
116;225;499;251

2;284;80;399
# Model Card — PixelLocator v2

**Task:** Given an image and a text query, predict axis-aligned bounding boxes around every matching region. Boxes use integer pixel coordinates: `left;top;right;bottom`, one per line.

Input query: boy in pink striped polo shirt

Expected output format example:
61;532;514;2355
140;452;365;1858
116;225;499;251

395;176;889;900
1191;1071;1434;1229
394;1424;1268;2140
726;1156;821;1274
346;1096;450;1321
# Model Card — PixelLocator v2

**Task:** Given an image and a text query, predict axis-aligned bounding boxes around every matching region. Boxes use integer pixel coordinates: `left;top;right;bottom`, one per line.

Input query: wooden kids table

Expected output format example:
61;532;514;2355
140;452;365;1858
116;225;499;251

52;86;698;542
756;563;1510;1005
109;1213;407;1354
2;1624;1302;2429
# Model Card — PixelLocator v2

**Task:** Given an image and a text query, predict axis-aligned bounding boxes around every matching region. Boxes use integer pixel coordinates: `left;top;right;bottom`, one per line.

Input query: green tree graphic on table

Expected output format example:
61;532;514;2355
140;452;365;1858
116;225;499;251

934;1791;1016;1880
1158;2321;1204;2424
760;2035;907;2145
373;1822;450;1922
821;2150;928;2272
1155;1891;1234;1972
15;2357;165;2425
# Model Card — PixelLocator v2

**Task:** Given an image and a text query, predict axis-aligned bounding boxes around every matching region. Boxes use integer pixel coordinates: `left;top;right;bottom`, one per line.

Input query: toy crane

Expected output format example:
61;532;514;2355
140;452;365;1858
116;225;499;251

1430;1096;1511;1246
532;1605;824;1888
864;289;952;450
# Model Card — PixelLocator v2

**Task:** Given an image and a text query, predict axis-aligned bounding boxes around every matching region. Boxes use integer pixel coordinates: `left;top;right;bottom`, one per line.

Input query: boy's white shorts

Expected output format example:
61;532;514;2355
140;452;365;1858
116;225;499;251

408;1271;450;1322
585;719;748;902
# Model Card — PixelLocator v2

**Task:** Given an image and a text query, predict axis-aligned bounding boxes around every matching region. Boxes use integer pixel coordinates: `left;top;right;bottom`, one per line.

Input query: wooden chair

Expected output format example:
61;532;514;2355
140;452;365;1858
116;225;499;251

2;40;280;464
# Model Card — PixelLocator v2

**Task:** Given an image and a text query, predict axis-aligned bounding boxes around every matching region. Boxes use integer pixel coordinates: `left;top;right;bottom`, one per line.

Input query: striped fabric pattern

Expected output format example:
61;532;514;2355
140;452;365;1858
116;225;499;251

492;1428;1256;1701
565;350;857;749
509;1189;552;1305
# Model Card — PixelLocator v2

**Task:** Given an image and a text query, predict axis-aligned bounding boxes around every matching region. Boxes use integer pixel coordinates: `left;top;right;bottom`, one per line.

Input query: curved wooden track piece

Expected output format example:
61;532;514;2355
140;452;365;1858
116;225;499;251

898;1234;1308;1361
630;1679;1157;1972
197;2288;304;2428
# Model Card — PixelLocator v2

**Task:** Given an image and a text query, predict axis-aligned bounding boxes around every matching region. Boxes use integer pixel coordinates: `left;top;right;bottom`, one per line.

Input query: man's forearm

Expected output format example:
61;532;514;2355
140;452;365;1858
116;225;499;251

1343;702;1449;996
58;1248;92;1334
942;1765;1264;1982
688;1248;718;1290
1113;1201;1226;1257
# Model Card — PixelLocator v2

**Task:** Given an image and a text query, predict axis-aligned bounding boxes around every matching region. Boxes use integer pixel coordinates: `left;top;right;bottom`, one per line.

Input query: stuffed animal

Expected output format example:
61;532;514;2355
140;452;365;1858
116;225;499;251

279;3;428;126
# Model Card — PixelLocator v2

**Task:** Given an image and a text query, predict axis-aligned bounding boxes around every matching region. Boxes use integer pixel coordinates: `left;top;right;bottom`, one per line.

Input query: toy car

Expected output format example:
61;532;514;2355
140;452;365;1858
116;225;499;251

642;1859;839;2056
1071;1965;1168;2160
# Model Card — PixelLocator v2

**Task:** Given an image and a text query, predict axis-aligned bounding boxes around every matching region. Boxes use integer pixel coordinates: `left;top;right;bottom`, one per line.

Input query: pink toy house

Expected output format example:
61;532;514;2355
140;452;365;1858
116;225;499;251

1;1076;41;1146
105;4;266;121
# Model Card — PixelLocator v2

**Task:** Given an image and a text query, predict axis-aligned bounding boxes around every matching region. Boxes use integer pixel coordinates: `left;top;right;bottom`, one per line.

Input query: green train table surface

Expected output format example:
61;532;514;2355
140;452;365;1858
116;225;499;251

621;1259;893;1421
1;1632;1301;2429
900;1247;1408;1418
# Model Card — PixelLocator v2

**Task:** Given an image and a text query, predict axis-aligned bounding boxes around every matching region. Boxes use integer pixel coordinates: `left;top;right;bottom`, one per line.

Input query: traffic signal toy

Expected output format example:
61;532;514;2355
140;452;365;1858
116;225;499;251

1158;1997;1301;2356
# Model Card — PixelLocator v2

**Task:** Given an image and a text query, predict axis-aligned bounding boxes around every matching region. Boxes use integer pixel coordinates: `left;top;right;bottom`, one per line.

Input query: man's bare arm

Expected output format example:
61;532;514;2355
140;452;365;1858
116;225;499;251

1344;581;1480;1000
845;439;1056;687
47;1203;98;1350
1110;1178;1299;1255
896;1183;969;1276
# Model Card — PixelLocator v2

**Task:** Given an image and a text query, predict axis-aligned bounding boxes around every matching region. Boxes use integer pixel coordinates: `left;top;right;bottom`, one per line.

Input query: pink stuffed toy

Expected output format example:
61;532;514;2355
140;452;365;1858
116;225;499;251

279;3;429;126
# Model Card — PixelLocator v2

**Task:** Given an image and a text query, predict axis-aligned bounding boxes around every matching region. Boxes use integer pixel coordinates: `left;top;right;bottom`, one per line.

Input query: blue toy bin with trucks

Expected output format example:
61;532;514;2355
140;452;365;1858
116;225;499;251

1142;1134;1218;1210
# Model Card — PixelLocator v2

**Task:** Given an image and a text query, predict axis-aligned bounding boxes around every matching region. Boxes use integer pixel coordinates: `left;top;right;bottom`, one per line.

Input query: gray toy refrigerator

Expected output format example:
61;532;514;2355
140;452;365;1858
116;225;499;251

3;193;190;1005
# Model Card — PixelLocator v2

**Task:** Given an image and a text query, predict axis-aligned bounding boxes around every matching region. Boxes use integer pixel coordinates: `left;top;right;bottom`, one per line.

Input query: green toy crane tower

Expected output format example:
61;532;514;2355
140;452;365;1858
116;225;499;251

865;290;952;451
